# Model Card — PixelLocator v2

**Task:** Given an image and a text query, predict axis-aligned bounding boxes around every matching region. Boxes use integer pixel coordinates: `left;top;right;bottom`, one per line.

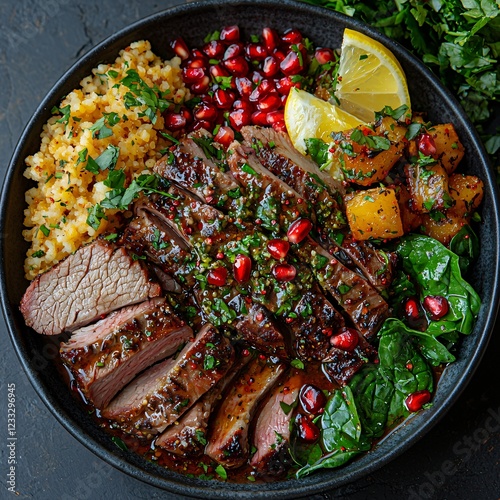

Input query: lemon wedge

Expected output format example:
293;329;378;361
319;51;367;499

335;28;411;122
284;88;365;155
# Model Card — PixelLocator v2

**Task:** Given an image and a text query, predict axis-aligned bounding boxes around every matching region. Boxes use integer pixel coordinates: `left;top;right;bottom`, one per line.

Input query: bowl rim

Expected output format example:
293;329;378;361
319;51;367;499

1;0;499;498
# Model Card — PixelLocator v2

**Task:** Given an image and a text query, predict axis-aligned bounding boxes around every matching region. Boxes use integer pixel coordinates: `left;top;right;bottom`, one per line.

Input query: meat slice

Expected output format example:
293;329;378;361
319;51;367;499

206;358;285;468
154;355;250;456
60;298;192;408
250;372;302;476
102;324;234;437
20;240;161;335
154;131;239;207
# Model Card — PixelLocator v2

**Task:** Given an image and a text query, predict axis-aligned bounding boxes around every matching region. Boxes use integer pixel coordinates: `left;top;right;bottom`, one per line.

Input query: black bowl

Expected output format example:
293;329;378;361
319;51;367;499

1;0;499;498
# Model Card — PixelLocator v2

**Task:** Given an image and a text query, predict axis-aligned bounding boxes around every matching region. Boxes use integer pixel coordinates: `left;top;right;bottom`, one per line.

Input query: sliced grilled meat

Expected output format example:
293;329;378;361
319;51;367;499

206;358;285;468
154;355;249;456
241;127;394;289
250;372;302;476
102;324;234;437
60;298;192;409
20;240;161;335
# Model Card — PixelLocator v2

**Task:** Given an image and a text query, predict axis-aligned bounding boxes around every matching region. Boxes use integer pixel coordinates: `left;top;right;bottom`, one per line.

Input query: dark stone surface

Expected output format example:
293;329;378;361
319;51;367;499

0;1;499;499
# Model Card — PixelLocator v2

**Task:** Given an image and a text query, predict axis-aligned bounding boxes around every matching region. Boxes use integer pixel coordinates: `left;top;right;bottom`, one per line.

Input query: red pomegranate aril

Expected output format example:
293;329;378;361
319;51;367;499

203;40;225;59
405;390;432;412
207;267;228;286
249;79;275;102
190;75;210;94
273;48;286;63
214;126;234;148
272;120;287;133
315;47;335;65
267;110;285;125
179;107;193;123
224;43;244;60
235;77;253;99
164;113;186;131
251;110;269;127
214;88;236;109
182;67;205;83
330;327;359;352
280;51;303;76
262;27;278;52
299;384;327;414
192;119;212;131
267;239;290;260
296;414;320;443
262;56;279;78
229;108;252;131
233;254;252;283
246;43;267;60
170;37;190;60
210;64;230;78
194;103;218;122
233;99;253;113
423;295;449;320
418;133;438;157
192;48;207;61
187;58;207;69
251;70;263;85
276;76;293;95
287;218;312;244
224;56;249;76
272;263;296;282
281;28;303;45
257;92;281;112
405;298;420;320
220;25;240;42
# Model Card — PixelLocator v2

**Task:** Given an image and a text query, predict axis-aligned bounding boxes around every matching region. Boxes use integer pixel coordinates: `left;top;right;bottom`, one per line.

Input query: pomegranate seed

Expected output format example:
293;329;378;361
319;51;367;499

235;77;253;99
179;107;193;123
315;47;335;65
192;119;211;131
272;121;287;133
229;108;252;131
182;67;205;83
233;254;252;283
272;263;296;282
203;40;225;59
296;414;320;443
251;110;269;126
233;99;253;113
287;218;312;244
214;88;236;109
170;37;190;60
262;56;279;77
224;43;244;60
267;110;285;125
164;113;186;130
250;70;263;85
404;298;420;320
246;43;267;60
194;103;218;122
267;239;290;259
257;92;281;112
207;267;228;286
262;27;278;52
210;64;230;78
273;48;286;62
281;28;303;45
187;58;207;69
423;295;449;320
249;79;275;102
330;327;359;352
405;390;432;412
276;76;293;95
190;75;210;94
299;384;327;414
220;25;240;42
224;56;249;76
418;133;437;157
280;51;303;76
214;126;234;148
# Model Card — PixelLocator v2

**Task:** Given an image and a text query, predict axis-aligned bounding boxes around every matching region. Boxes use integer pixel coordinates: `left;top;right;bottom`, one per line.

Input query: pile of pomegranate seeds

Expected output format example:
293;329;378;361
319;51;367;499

168;25;336;144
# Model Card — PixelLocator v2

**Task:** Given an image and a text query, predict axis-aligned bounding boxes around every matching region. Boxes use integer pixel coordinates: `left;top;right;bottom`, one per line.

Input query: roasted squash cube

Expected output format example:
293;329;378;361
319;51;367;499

421;212;466;246
429;123;464;174
448;174;484;217
396;184;422;233
345;187;404;240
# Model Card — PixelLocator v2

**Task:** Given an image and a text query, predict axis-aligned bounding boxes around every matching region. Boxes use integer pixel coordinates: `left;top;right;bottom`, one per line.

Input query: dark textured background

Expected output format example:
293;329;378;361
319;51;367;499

0;1;499;499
